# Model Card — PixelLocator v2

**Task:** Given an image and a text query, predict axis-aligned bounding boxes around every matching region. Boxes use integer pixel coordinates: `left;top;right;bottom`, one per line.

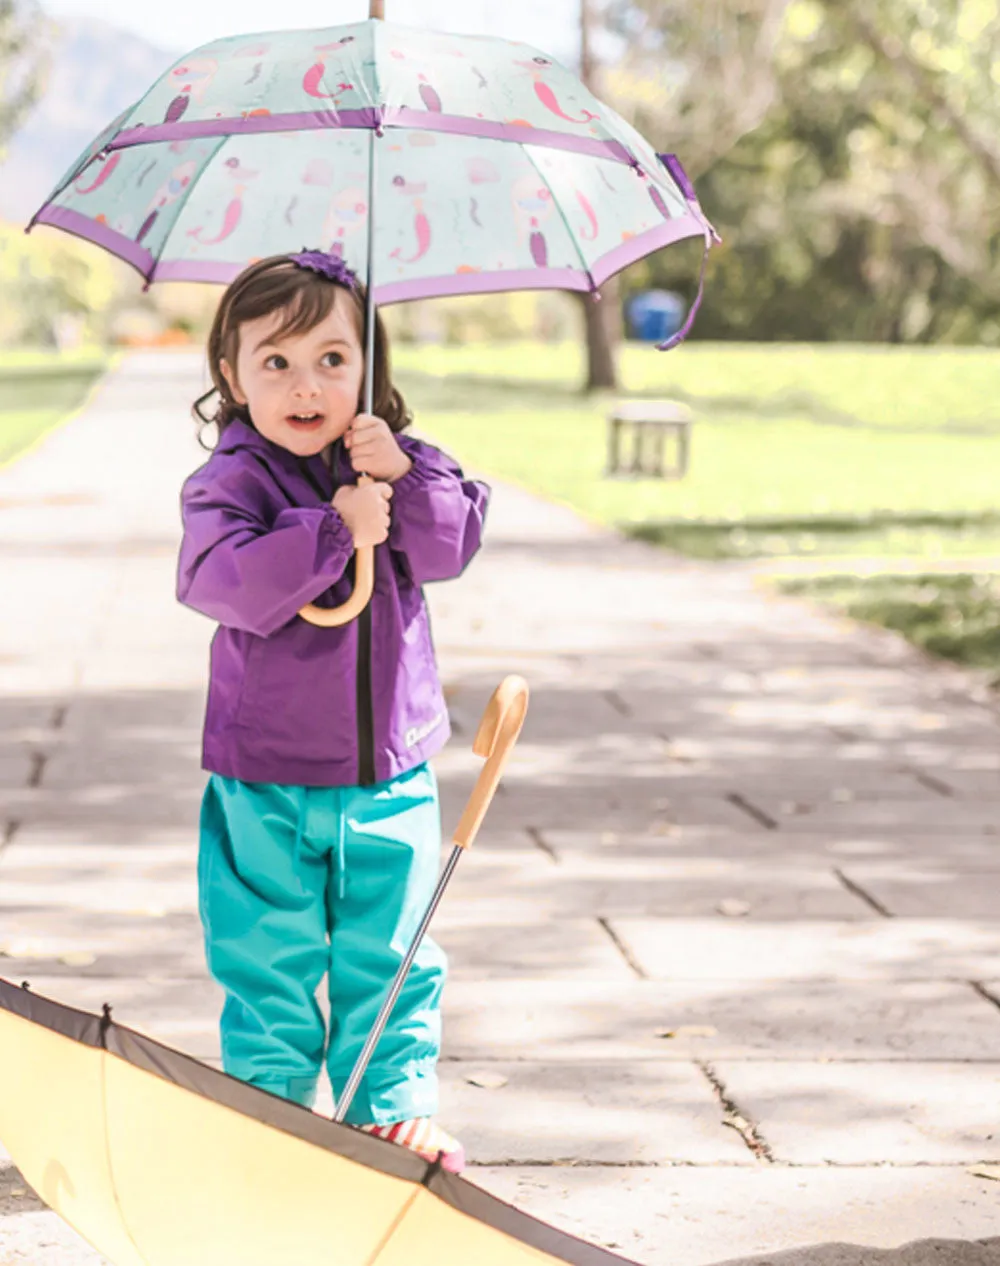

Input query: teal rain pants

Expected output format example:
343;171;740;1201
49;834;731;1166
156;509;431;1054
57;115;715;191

197;763;446;1125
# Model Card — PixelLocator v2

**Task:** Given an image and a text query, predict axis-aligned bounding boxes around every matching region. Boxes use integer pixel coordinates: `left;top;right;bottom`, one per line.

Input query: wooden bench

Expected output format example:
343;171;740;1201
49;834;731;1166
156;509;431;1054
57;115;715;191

606;400;693;479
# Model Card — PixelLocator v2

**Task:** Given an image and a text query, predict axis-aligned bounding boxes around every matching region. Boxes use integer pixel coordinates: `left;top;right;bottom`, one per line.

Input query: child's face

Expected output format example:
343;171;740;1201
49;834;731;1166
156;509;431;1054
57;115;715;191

221;288;364;457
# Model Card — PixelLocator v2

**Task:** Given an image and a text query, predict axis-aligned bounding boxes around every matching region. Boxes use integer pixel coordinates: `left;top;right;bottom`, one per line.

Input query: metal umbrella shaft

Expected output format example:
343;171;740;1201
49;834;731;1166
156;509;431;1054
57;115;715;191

333;845;462;1123
333;674;530;1124
297;128;379;628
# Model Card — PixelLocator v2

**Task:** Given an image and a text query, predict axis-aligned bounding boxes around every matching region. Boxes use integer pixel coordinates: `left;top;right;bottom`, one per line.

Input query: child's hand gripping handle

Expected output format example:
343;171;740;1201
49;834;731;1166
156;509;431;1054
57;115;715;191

453;675;530;850
297;475;376;628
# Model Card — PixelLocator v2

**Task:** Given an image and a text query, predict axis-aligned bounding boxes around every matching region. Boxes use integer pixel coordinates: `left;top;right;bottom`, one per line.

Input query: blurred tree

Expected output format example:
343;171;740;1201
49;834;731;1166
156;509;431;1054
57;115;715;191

579;0;620;391
603;0;1000;343
0;0;48;159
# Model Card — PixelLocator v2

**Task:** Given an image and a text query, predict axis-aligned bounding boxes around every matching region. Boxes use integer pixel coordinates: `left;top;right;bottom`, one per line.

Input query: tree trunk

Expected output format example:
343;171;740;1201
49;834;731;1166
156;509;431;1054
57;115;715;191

578;0;619;393
580;279;621;391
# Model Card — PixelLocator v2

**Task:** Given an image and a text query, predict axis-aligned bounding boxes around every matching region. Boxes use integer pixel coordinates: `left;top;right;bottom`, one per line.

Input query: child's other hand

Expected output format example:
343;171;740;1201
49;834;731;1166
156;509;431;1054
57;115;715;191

333;481;393;548
345;414;413;482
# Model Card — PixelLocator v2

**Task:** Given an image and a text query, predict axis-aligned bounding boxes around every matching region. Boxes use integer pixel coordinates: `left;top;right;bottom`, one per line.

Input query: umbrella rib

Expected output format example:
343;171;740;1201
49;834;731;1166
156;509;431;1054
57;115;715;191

362;1187;421;1266
521;145;596;292
144;132;233;284
98;1048;154;1266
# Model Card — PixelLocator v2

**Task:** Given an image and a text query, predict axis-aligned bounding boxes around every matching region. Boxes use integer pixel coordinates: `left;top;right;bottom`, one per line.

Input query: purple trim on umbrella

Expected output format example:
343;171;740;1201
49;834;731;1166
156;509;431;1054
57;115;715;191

657;153;697;202
657;152;722;244
151;259;245;284
589;212;708;288
374;267;590;305
658;230;712;352
111;108;382;148
107;107;632;164
30;205;155;278
382;108;633;163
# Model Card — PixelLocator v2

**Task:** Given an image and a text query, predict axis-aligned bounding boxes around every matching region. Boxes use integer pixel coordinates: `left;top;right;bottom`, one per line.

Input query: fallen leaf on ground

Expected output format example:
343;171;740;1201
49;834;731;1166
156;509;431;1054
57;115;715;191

656;1025;718;1040
465;1071;508;1090
969;1165;1000;1182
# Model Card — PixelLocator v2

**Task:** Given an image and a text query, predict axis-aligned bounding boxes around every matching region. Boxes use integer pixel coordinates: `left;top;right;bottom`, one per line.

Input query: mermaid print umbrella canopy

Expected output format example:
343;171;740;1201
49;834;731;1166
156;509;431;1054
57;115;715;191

29;19;717;323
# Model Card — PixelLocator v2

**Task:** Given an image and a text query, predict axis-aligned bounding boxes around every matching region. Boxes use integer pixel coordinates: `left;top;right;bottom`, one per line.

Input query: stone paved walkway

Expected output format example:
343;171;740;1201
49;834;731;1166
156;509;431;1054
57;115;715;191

1;353;999;1265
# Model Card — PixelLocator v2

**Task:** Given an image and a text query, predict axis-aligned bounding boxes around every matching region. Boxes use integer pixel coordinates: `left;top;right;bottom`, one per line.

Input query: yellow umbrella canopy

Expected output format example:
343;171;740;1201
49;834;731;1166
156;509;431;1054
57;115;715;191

0;977;640;1266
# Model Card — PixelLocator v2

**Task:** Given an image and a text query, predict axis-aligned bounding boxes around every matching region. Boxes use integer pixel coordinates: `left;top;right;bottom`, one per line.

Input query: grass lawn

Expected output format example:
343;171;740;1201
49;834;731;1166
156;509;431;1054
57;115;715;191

780;573;1000;688
395;340;1000;561
0;350;111;466
395;339;1000;681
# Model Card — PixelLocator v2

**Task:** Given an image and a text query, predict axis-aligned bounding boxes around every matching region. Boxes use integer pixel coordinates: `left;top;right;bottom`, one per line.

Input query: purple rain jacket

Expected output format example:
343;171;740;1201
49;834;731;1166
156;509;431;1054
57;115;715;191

177;418;489;788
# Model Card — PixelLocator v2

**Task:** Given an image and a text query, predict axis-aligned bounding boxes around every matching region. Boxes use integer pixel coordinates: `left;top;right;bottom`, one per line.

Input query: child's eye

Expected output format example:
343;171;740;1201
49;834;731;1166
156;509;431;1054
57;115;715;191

322;351;345;367
264;354;288;370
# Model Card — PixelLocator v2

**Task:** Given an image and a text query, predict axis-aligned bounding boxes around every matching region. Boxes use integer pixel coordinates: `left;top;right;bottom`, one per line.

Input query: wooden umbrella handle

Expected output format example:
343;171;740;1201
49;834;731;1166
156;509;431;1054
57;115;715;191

298;475;375;628
452;675;530;850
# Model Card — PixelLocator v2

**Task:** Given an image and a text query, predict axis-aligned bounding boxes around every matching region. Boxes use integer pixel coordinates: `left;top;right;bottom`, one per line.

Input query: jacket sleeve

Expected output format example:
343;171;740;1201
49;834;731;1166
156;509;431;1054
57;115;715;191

388;437;490;585
176;459;355;637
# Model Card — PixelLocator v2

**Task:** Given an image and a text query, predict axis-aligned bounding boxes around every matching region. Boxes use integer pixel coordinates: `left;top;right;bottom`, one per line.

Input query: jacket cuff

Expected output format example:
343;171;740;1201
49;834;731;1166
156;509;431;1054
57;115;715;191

319;502;355;561
391;441;438;498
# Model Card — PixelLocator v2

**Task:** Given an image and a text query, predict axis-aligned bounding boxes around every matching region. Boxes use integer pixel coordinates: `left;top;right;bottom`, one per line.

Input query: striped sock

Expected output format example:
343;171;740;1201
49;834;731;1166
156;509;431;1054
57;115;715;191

360;1118;466;1173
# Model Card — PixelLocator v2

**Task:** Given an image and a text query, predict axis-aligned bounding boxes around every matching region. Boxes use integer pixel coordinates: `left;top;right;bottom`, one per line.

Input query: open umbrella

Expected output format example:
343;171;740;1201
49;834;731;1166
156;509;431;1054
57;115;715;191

0;677;635;1266
26;10;718;625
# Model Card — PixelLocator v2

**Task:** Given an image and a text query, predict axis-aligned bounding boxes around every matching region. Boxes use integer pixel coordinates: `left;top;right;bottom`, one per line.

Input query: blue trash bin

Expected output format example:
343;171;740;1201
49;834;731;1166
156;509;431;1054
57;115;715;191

627;290;686;343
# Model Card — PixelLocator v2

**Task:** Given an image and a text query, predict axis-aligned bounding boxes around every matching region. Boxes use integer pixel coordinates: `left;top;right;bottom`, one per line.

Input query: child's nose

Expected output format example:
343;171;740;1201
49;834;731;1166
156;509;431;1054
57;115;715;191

291;374;321;398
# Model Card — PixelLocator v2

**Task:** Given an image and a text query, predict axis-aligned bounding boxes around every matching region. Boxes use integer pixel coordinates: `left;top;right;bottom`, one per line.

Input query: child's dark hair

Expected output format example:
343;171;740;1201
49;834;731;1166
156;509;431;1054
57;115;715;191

192;254;410;446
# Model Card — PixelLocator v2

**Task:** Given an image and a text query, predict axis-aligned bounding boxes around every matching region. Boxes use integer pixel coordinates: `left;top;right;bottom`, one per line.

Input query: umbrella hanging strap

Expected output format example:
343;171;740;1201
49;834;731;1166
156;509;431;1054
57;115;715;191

655;153;720;352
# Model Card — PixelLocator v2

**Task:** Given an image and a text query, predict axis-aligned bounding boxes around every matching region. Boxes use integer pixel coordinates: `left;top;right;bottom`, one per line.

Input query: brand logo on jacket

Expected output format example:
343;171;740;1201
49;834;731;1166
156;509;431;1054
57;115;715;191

405;712;446;748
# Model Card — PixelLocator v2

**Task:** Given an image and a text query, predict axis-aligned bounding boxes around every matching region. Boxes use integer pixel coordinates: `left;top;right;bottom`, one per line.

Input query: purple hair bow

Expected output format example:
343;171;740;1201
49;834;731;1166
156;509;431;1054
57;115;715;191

290;249;359;288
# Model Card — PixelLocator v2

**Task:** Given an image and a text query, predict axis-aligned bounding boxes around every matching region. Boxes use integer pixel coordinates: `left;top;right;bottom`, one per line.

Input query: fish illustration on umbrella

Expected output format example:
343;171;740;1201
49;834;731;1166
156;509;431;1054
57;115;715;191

135;158;198;245
163;57;218;124
515;55;599;125
576;189;599;240
303;36;357;99
511;173;554;268
417;73;443;112
389;174;431;264
186;157;259;246
74;152;122;195
322;183;369;257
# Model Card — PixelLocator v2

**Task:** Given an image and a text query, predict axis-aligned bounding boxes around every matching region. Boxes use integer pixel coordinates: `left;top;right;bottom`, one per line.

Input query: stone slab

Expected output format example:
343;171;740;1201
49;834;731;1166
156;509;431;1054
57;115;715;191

839;868;1000;918
0;842;198;914
441;979;1000;1062
540;828;1000;868
434;918;637;981
742;799;1000;835
0;907;206;978
611;919;1000;981
715;1061;1000;1164
447;852;872;919
439;1060;752;1165
3;784;202;833
471;1167;1000;1266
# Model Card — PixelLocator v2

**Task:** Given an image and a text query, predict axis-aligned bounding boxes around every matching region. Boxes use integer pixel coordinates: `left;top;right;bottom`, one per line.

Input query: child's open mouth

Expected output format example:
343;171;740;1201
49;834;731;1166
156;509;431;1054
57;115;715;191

287;412;325;430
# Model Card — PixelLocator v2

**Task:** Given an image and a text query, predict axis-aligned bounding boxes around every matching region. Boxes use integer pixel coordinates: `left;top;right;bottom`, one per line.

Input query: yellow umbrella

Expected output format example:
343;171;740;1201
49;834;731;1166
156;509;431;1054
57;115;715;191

0;678;640;1265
